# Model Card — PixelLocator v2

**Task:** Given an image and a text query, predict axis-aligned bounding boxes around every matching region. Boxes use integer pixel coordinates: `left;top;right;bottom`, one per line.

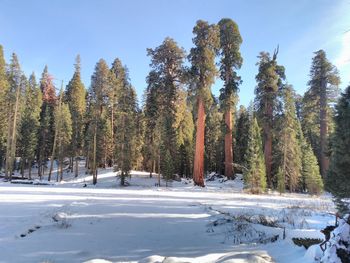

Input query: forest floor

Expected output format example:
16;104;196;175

0;166;336;263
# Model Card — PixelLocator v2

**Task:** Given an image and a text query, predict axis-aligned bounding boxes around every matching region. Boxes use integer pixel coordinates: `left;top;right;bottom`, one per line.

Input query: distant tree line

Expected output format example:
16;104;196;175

0;19;348;201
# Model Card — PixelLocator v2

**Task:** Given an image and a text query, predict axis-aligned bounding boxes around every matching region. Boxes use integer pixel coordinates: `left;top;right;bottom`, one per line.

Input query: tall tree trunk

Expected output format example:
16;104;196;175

5;112;12;180
193;97;205;187
158;152;161;186
264;101;273;188
75;158;79;177
320;77;328;178
21;158;24;178
28;158;32;180
224;109;234;179
92;122;97;185
8;83;21;181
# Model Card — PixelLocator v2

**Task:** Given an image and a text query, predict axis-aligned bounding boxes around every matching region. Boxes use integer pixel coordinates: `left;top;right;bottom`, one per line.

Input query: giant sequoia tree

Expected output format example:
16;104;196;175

255;49;285;188
188;20;220;186
303;50;340;178
218;18;243;179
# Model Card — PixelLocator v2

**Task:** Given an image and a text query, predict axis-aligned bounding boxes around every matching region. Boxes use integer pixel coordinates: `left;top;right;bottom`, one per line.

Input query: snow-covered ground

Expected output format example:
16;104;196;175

0;167;337;263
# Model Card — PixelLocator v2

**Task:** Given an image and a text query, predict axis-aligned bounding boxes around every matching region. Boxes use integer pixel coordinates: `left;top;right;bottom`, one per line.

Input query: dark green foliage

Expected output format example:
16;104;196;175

205;99;224;173
254;49;285;187
115;80;138;186
87;59;111;169
54;100;73;181
301;138;323;195
235;105;250;165
144;38;187;179
38;66;57;177
188;20;220;109
244;117;266;193
302;50;340;177
327;85;350;200
5;53;25;179
65;55;86;169
275;86;302;192
18;73;42;177
218;18;242;110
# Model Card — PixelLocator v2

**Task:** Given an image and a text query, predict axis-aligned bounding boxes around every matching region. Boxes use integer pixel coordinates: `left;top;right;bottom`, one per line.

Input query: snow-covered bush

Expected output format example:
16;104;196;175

320;214;350;263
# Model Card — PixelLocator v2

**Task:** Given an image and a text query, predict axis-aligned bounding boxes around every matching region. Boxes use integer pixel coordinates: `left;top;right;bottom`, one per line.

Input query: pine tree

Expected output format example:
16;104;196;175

115;81;138;186
0;45;9;172
38;65;57;179
301;138;323;195
255;48;285;188
188;20;220;186
65;55;86;177
303;50;340;178
145;38;186;180
326;85;350;200
235;105;250;166
218;18;243;179
18;73;42;179
244;117;266;193
174;89;194;178
87;59;111;184
276;85;302;192
54;100;72;182
143;71;161;177
5;53;25;180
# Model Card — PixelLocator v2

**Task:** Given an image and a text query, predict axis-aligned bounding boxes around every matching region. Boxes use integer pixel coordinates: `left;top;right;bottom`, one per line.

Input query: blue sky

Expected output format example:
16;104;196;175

1;0;349;106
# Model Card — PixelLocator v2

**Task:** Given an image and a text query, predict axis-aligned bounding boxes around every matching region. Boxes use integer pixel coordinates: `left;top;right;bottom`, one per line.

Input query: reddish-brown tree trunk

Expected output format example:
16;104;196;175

264;102;273;188
193;97;205;187
320;77;328;177
224;109;234;179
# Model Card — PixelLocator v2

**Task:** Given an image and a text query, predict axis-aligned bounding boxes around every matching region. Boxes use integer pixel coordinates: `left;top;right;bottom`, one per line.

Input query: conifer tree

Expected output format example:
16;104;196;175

88;59;111;184
174;89;194;177
18;73;42;178
65;55;86;177
235;105;250;166
5;53;25;180
145;38;186;180
38;66;57;178
327;85;350;200
143;71;161;177
218;18;243;179
255;49;285;188
303;50;340;177
54;101;72;181
0;45;9;172
301;138;323;195
276;85;302;192
188;20;220;186
114;81;137;186
244;117;266;193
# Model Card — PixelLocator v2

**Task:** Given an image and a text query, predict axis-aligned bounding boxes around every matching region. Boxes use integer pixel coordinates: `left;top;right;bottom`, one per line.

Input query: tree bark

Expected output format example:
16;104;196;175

193;97;205;187
224;109;234;179
320;77;328;178
75;158;79;177
28;159;32;180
